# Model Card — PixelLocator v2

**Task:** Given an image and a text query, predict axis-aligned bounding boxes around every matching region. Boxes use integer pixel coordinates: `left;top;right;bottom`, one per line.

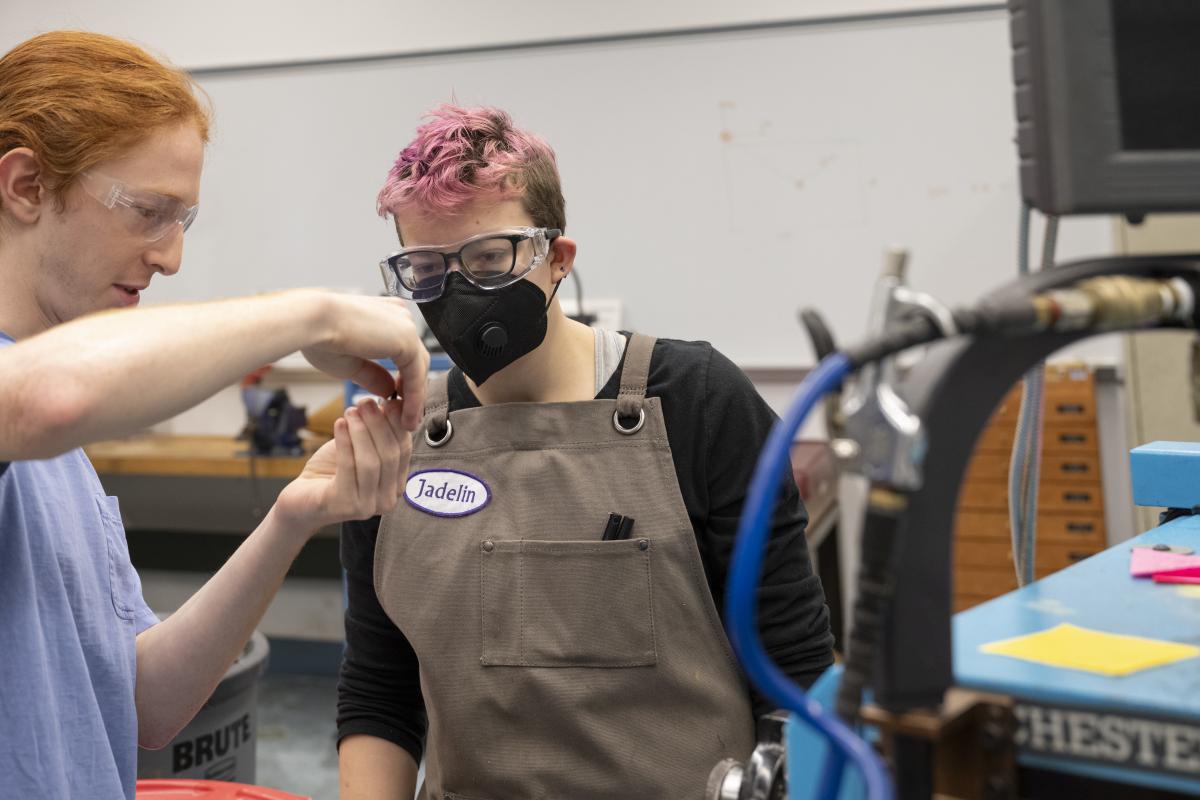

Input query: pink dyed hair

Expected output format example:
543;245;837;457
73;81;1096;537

377;104;566;231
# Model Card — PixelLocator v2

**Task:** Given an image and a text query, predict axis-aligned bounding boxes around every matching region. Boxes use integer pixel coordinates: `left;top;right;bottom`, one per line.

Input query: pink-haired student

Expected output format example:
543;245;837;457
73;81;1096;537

336;104;834;800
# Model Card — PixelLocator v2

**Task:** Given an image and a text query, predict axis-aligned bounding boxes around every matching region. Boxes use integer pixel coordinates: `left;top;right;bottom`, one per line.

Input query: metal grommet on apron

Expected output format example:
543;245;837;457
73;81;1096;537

612;407;646;435
375;334;755;800
419;372;453;449
424;419;453;448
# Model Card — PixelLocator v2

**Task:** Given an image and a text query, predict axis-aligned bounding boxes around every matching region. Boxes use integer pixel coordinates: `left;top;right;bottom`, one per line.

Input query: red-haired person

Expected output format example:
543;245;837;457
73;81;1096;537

337;105;835;800
0;32;428;799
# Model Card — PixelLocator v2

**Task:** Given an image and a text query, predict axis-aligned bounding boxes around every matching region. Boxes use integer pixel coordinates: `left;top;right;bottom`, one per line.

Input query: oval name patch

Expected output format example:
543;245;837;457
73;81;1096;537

405;469;491;518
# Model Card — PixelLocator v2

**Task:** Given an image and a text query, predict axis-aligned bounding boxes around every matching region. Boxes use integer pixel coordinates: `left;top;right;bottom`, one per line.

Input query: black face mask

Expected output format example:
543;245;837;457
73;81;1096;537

419;271;560;385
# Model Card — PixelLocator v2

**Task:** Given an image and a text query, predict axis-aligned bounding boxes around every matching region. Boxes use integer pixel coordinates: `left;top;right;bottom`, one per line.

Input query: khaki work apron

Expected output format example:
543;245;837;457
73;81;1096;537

375;333;755;800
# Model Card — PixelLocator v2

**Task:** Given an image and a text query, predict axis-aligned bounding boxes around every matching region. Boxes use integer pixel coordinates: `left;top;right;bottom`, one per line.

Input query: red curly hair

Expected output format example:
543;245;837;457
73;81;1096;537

0;30;211;212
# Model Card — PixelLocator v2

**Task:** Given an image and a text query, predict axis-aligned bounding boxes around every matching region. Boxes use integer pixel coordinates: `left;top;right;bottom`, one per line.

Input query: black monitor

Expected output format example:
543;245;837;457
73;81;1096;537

1011;0;1200;216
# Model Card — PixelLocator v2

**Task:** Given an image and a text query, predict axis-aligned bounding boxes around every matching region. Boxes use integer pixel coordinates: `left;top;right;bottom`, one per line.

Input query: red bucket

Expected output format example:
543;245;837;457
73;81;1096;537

135;779;310;799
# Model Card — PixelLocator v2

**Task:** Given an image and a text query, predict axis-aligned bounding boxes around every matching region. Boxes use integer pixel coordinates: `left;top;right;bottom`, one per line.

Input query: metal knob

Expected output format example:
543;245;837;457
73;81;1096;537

706;758;744;800
706;712;789;800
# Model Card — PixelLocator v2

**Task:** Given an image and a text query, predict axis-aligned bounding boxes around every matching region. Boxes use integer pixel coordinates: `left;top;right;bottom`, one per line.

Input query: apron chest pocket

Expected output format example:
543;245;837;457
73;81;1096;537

480;538;658;668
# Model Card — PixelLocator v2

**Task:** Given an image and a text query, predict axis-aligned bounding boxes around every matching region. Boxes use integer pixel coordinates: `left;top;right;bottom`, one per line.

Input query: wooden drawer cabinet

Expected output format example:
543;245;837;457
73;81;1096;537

987;364;1096;425
955;538;1101;572
975;422;1099;454
955;510;1106;545
954;364;1106;612
957;567;1020;597
965;452;1100;482
958;479;1104;514
955;594;996;613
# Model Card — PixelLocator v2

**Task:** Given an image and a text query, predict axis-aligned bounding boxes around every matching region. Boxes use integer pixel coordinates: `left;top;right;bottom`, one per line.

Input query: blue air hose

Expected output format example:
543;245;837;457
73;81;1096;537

726;352;893;800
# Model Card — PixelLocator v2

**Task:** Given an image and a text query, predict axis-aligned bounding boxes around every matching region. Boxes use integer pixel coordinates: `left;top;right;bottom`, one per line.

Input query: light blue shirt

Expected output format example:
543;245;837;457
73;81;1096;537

0;332;158;800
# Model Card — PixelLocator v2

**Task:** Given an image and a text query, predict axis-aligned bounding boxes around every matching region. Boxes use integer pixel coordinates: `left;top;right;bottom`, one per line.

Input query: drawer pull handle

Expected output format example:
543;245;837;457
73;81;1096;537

1059;433;1087;443
1060;463;1089;473
1064;492;1092;503
1066;522;1095;532
1055;403;1086;414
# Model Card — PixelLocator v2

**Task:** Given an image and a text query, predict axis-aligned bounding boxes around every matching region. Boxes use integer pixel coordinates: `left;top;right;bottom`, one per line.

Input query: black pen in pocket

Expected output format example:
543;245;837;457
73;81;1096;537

616;516;636;540
601;513;623;541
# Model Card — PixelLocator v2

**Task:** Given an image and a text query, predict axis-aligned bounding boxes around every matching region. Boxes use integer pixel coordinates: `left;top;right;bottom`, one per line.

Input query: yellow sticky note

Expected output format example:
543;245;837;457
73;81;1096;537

980;623;1200;676
1176;586;1200;600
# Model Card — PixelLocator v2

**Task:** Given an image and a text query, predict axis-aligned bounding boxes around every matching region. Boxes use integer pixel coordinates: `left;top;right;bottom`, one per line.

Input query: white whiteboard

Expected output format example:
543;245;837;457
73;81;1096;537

148;8;1113;366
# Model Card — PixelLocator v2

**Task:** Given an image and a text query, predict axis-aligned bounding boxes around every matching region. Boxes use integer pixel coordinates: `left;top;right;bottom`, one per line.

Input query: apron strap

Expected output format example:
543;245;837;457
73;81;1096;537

423;371;451;432
421;336;655;434
616;333;656;419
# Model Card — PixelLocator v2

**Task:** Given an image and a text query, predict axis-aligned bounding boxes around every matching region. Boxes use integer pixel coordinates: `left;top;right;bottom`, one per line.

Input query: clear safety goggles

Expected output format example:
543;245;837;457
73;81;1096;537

379;226;561;302
78;171;199;243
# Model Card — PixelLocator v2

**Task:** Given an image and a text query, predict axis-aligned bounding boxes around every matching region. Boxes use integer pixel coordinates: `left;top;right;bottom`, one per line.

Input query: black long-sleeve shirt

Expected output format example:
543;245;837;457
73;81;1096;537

337;336;835;765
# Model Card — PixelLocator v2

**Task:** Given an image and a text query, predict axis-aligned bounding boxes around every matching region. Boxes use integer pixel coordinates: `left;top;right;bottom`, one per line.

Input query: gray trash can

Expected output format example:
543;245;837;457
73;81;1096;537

137;629;270;784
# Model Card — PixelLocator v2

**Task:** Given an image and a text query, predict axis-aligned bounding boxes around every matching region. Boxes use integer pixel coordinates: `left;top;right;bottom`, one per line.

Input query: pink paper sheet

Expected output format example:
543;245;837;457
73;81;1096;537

1154;573;1200;585
1129;548;1200;577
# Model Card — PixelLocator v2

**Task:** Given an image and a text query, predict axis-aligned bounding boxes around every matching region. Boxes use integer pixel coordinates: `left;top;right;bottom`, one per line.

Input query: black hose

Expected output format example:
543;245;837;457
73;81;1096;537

844;299;1040;368
837;487;907;721
844;316;940;368
799;308;838;361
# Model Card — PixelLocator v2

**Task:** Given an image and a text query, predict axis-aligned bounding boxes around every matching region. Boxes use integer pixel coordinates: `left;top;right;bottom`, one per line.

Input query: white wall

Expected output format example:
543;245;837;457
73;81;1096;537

12;7;1115;374
5;1;998;70
11;2;1115;430
7;4;1114;371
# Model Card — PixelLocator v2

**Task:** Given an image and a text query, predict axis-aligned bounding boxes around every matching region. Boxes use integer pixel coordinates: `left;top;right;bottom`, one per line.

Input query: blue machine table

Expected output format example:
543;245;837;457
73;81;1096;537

954;514;1200;795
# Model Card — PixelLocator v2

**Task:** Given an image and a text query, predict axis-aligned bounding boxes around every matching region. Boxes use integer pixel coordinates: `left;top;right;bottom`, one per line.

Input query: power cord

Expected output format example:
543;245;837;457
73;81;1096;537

1010;204;1058;587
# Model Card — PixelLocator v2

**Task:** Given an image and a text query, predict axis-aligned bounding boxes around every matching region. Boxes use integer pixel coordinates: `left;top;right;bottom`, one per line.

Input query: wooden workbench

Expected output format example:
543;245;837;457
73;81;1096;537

85;433;329;535
85;433;324;479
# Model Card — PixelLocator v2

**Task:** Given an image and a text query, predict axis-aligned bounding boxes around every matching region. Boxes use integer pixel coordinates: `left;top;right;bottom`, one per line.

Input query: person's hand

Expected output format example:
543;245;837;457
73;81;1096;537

301;294;429;430
273;397;411;535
